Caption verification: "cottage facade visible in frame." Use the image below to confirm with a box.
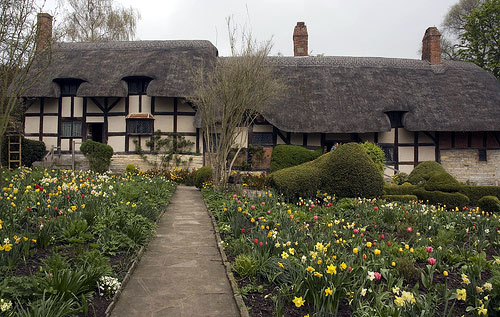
[23,16,500,184]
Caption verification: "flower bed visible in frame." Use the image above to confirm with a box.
[203,189,500,316]
[0,168,175,316]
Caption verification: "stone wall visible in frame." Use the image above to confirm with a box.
[440,149,500,185]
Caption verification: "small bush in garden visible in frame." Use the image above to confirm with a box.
[423,171,461,192]
[391,172,409,185]
[80,140,113,173]
[361,141,385,175]
[460,185,500,205]
[270,145,322,173]
[1,136,46,167]
[396,256,420,283]
[384,183,418,195]
[407,161,448,185]
[125,164,137,174]
[233,254,258,280]
[194,166,212,188]
[414,189,470,209]
[478,196,500,213]
[270,163,322,199]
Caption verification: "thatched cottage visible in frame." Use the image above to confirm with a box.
[23,15,500,184]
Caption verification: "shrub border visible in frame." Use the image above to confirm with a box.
[204,192,250,317]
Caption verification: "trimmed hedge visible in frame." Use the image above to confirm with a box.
[382,194,418,202]
[423,171,461,192]
[361,141,385,175]
[271,143,384,199]
[478,196,500,213]
[414,189,470,209]
[80,140,113,173]
[459,186,500,205]
[194,166,212,188]
[1,136,46,167]
[270,145,322,173]
[408,161,448,185]
[384,183,419,195]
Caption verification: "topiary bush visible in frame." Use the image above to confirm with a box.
[1,136,46,167]
[407,161,448,185]
[384,183,419,195]
[80,140,113,173]
[361,141,385,175]
[194,166,212,188]
[478,196,500,213]
[459,186,500,205]
[382,194,418,202]
[271,143,384,200]
[423,171,461,192]
[413,189,470,209]
[270,145,322,173]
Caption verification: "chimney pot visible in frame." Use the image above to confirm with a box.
[422,27,441,64]
[36,13,53,52]
[293,22,308,57]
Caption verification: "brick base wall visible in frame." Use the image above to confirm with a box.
[440,149,500,185]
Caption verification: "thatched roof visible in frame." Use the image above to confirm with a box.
[23,40,217,98]
[260,56,500,133]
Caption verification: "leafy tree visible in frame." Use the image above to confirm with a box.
[1,0,49,172]
[441,0,484,59]
[58,0,140,42]
[456,0,500,80]
[189,18,285,189]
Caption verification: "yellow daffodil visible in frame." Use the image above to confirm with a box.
[292,296,305,308]
[456,288,466,301]
[353,248,358,254]
[324,287,333,296]
[327,264,337,275]
[314,272,323,278]
[374,249,381,255]
[306,266,315,273]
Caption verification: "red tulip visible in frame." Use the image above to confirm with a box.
[313,216,318,221]
[356,214,360,217]
[407,227,413,233]
[426,246,433,253]
[374,206,378,211]
[427,257,436,265]
[251,205,255,210]
[353,229,359,234]
[259,242,263,246]
[387,242,391,246]
[374,272,382,280]
[348,266,352,272]
[241,228,245,233]
[254,238,258,244]
[380,234,385,239]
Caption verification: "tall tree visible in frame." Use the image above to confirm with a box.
[0,0,48,168]
[456,0,500,80]
[441,0,483,59]
[59,0,140,42]
[189,19,285,189]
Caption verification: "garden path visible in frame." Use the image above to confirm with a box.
[110,185,240,317]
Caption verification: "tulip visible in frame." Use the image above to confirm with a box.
[407,227,413,233]
[426,246,433,253]
[380,234,385,239]
[254,238,259,244]
[267,210,271,214]
[427,257,436,265]
[374,272,382,280]
[261,202,265,206]
[241,228,245,233]
[313,216,318,221]
[353,229,359,234]
[387,242,391,246]
[251,205,255,210]
[374,206,378,211]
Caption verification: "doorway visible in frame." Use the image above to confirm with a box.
[87,123,104,143]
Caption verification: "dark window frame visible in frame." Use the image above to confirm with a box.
[61,120,82,137]
[379,144,395,163]
[252,132,274,146]
[126,119,154,135]
[478,149,487,162]
[124,76,152,95]
[55,79,84,97]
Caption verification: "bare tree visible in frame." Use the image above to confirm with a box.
[189,19,285,189]
[58,0,140,42]
[0,0,49,167]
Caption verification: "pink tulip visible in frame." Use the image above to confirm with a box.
[407,227,413,233]
[427,257,436,265]
[313,216,318,221]
[267,210,271,214]
[426,246,433,253]
[374,272,382,281]
[353,229,359,234]
[251,205,255,210]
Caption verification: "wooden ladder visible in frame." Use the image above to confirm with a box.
[7,134,22,169]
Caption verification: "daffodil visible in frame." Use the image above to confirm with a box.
[306,266,315,273]
[324,287,333,296]
[326,264,337,275]
[456,288,466,301]
[292,296,305,308]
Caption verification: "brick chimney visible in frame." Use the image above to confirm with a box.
[36,13,53,52]
[293,22,308,57]
[422,27,441,64]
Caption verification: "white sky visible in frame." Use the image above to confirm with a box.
[42,0,459,58]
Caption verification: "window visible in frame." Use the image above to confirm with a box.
[55,78,84,96]
[478,149,487,161]
[126,119,153,135]
[380,145,395,163]
[385,111,407,128]
[252,132,273,146]
[61,121,82,137]
[124,76,152,95]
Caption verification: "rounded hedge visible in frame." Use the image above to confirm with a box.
[414,189,470,209]
[194,166,212,188]
[80,140,113,173]
[382,194,418,202]
[478,196,500,213]
[408,161,455,185]
[361,141,385,175]
[271,143,384,199]
[270,145,322,173]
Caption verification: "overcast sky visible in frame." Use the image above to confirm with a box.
[43,0,459,58]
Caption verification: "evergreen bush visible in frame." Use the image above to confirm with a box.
[407,161,448,185]
[125,164,137,174]
[270,145,322,173]
[80,140,113,173]
[413,189,470,209]
[361,141,385,175]
[1,136,46,167]
[478,196,500,213]
[459,186,500,205]
[194,166,212,188]
[382,194,418,202]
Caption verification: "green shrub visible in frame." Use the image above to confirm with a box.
[391,172,409,185]
[407,161,448,185]
[125,164,137,174]
[384,183,418,195]
[194,166,212,188]
[459,185,500,205]
[414,189,469,209]
[382,194,418,202]
[270,163,322,199]
[361,141,385,175]
[233,254,258,280]
[1,136,46,167]
[423,171,461,192]
[80,140,113,173]
[270,145,322,173]
[478,196,500,213]
[271,143,384,199]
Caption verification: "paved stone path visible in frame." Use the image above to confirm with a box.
[111,186,240,317]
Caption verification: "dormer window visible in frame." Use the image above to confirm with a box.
[54,78,84,96]
[124,76,152,95]
[385,111,407,128]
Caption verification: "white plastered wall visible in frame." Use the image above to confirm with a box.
[177,116,195,133]
[25,117,40,133]
[108,117,125,133]
[108,136,125,152]
[43,116,58,133]
[155,115,173,132]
